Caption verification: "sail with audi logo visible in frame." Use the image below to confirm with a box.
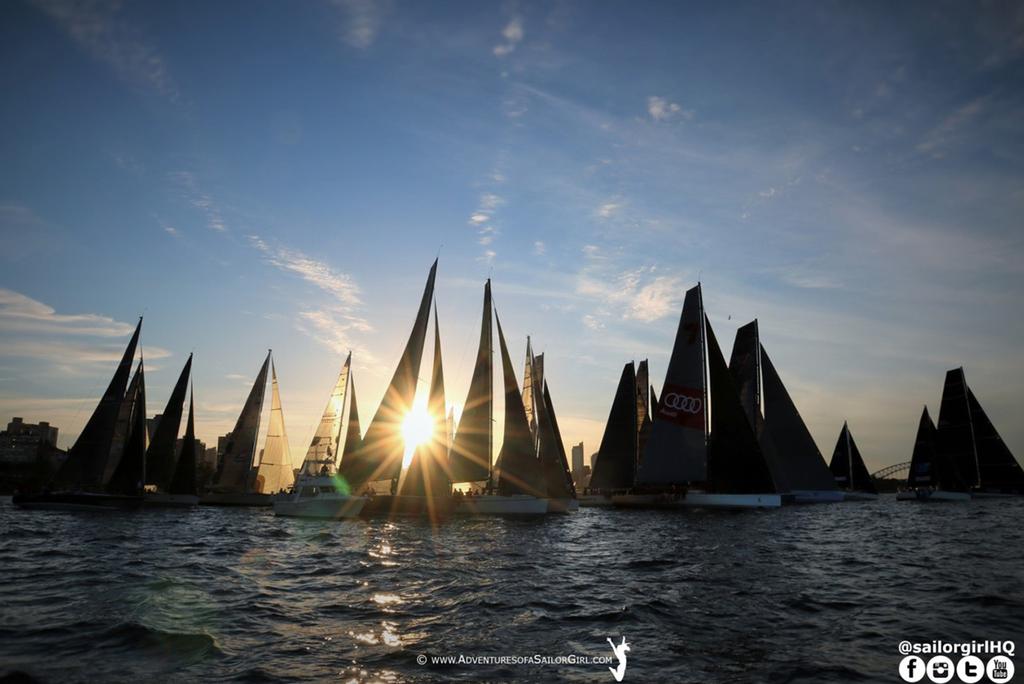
[613,283,781,509]
[729,320,842,504]
[581,362,638,507]
[828,422,878,501]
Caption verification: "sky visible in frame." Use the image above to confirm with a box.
[1,0,1022,475]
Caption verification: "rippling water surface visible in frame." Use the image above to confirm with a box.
[1,496,1022,683]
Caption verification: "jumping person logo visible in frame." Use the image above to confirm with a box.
[607,636,629,681]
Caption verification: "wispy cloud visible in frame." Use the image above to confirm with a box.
[493,17,524,57]
[647,96,694,122]
[533,240,546,256]
[0,289,134,337]
[596,202,622,219]
[33,0,179,102]
[248,235,362,307]
[575,247,685,324]
[332,0,390,49]
[169,171,227,232]
[916,97,987,158]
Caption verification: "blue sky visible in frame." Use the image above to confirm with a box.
[1,0,1022,472]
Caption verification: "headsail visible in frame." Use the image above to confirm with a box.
[108,360,148,495]
[829,423,877,494]
[300,353,350,476]
[400,310,450,497]
[705,316,776,494]
[636,360,652,463]
[934,368,979,489]
[340,373,363,468]
[168,388,198,495]
[253,361,294,494]
[494,313,544,497]
[523,337,538,445]
[637,284,707,485]
[590,362,638,491]
[145,354,192,490]
[967,387,1024,492]
[343,259,436,486]
[449,280,493,484]
[60,317,142,488]
[214,351,270,492]
[534,359,574,500]
[543,381,576,499]
[760,342,837,494]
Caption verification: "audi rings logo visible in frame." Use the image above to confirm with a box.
[663,393,702,414]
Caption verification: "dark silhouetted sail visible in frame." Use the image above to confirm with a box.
[650,387,659,421]
[301,353,350,476]
[103,360,141,485]
[705,317,776,494]
[145,354,192,490]
[494,313,544,497]
[339,373,363,469]
[523,337,538,445]
[638,284,707,485]
[760,344,837,494]
[636,360,652,462]
[905,406,966,491]
[934,368,979,489]
[829,423,877,494]
[533,358,573,499]
[543,381,576,499]
[108,360,148,495]
[169,390,198,495]
[590,362,638,491]
[345,260,436,486]
[400,310,450,497]
[214,352,270,492]
[60,318,141,488]
[449,280,493,484]
[967,388,1024,492]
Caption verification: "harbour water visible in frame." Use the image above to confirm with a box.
[1,496,1021,683]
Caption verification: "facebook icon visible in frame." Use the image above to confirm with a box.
[899,655,925,683]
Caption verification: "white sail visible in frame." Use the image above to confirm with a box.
[254,361,295,494]
[300,354,350,476]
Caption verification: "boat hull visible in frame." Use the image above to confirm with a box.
[455,495,548,515]
[12,491,144,511]
[199,492,274,507]
[840,491,879,502]
[611,493,685,509]
[360,495,456,518]
[897,489,971,502]
[273,496,366,519]
[144,493,199,507]
[578,494,616,507]
[682,492,782,509]
[547,498,579,513]
[790,490,844,504]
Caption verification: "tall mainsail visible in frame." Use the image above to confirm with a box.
[214,351,270,492]
[400,310,450,497]
[449,280,493,484]
[342,259,436,486]
[523,337,538,445]
[169,389,198,496]
[590,362,639,491]
[829,423,877,494]
[905,406,966,491]
[967,387,1024,492]
[108,360,148,495]
[494,313,544,497]
[300,353,350,476]
[637,284,707,485]
[705,316,776,494]
[935,368,979,489]
[60,317,142,488]
[543,382,577,499]
[534,357,574,500]
[145,354,192,490]
[760,342,837,494]
[340,373,363,468]
[103,358,143,485]
[636,359,653,464]
[254,361,294,494]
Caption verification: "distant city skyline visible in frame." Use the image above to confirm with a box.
[2,1,1022,473]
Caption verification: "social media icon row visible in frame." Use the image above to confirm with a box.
[899,654,1014,683]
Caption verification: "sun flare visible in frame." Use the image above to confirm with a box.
[401,404,434,450]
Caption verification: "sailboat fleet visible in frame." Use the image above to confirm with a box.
[12,261,1023,515]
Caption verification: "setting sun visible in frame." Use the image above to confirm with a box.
[401,404,435,450]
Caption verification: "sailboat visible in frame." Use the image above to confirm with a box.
[342,260,437,515]
[897,406,970,502]
[581,362,638,507]
[452,281,548,515]
[14,319,147,511]
[273,353,367,519]
[529,348,578,512]
[201,351,273,506]
[613,284,781,509]
[728,321,842,504]
[828,422,878,501]
[144,355,200,507]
